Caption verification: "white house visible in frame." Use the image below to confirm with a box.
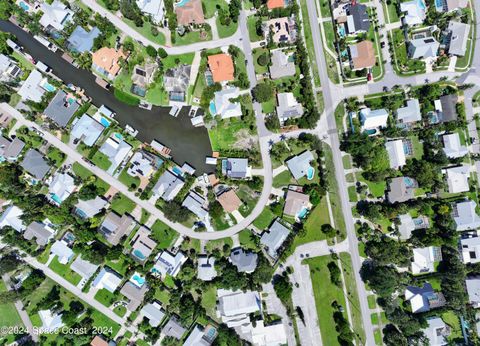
[466,277,480,308]
[92,267,123,293]
[396,99,422,125]
[39,0,73,31]
[48,172,76,205]
[443,133,468,158]
[213,88,242,119]
[453,200,480,231]
[152,251,187,278]
[422,317,450,346]
[216,289,261,328]
[18,70,46,103]
[0,205,26,232]
[136,0,165,23]
[443,165,470,193]
[38,310,64,332]
[400,0,426,26]
[99,136,132,174]
[250,320,288,346]
[359,107,389,131]
[385,140,406,169]
[50,240,74,264]
[411,246,442,275]
[404,283,445,313]
[461,236,480,264]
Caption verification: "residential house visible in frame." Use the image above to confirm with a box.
[130,226,157,263]
[50,240,74,264]
[183,325,215,346]
[23,221,54,246]
[405,283,445,313]
[386,177,417,203]
[136,0,165,24]
[400,0,426,26]
[164,64,191,102]
[99,136,132,174]
[217,189,242,213]
[152,251,187,278]
[230,248,258,273]
[349,40,375,70]
[197,255,217,281]
[98,212,135,246]
[443,0,468,12]
[438,94,458,123]
[461,236,480,264]
[359,107,389,131]
[396,99,422,126]
[422,317,450,346]
[182,191,208,219]
[127,150,162,178]
[74,196,108,219]
[0,136,25,161]
[286,150,314,180]
[0,205,26,232]
[283,189,310,218]
[447,21,470,57]
[48,172,76,205]
[39,0,73,31]
[385,140,406,169]
[397,213,429,240]
[92,47,127,80]
[18,70,46,102]
[250,321,287,346]
[67,26,101,53]
[20,149,50,180]
[120,281,147,311]
[70,256,99,281]
[276,92,304,124]
[453,200,480,231]
[43,90,79,127]
[411,246,442,275]
[217,289,261,327]
[466,277,480,308]
[261,219,291,258]
[162,317,186,340]
[91,267,123,293]
[269,49,296,79]
[140,301,166,327]
[0,54,22,82]
[266,17,297,44]
[152,170,185,201]
[71,114,105,147]
[346,4,370,34]
[213,88,242,119]
[175,0,205,26]
[267,0,287,9]
[38,310,63,332]
[208,54,234,83]
[443,165,470,193]
[442,133,468,158]
[222,158,249,179]
[408,37,440,59]
[131,63,157,97]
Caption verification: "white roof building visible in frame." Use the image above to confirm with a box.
[447,21,470,57]
[217,289,261,328]
[400,0,426,26]
[99,136,132,174]
[71,114,105,147]
[0,205,26,232]
[261,219,291,258]
[276,92,304,124]
[385,140,406,169]
[50,240,74,264]
[359,108,389,131]
[182,191,208,220]
[213,88,242,119]
[70,255,99,280]
[140,301,166,327]
[183,325,211,346]
[38,310,64,332]
[411,246,442,275]
[197,255,217,281]
[285,150,314,180]
[396,99,421,125]
[461,236,480,264]
[397,213,415,240]
[423,317,450,346]
[39,0,73,31]
[467,277,480,308]
[91,267,123,293]
[136,0,165,23]
[152,251,187,278]
[250,320,287,346]
[153,170,185,201]
[0,54,22,82]
[453,200,480,231]
[444,165,470,193]
[442,133,468,158]
[18,70,46,103]
[48,173,76,205]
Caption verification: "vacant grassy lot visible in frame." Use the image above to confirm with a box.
[111,193,136,215]
[151,220,178,249]
[94,288,118,307]
[91,151,112,171]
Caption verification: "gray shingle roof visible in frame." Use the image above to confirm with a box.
[162,317,186,339]
[23,221,53,246]
[21,149,50,180]
[229,248,258,273]
[67,26,101,53]
[43,90,79,127]
[286,150,314,180]
[261,219,291,258]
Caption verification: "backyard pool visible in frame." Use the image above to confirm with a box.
[18,1,30,11]
[297,207,308,219]
[306,166,315,180]
[130,273,146,287]
[172,166,183,176]
[50,193,62,204]
[209,100,217,115]
[100,117,111,127]
[132,249,146,260]
[176,0,191,7]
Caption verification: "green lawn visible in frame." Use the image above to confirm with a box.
[273,170,294,188]
[113,305,127,317]
[205,238,234,254]
[91,151,112,170]
[324,144,346,240]
[305,255,349,346]
[114,88,140,106]
[357,173,386,198]
[442,311,462,343]
[154,288,170,306]
[253,206,277,229]
[48,256,82,286]
[323,21,336,53]
[238,229,259,250]
[253,48,270,75]
[94,288,118,307]
[208,118,251,151]
[456,23,474,70]
[151,220,178,249]
[118,168,141,190]
[216,18,238,38]
[247,16,264,42]
[111,193,136,215]
[371,313,379,325]
[90,309,121,337]
[348,186,358,202]
[201,285,217,319]
[121,18,166,45]
[72,162,92,180]
[374,329,382,345]
[367,295,377,309]
[175,30,212,46]
[300,0,321,86]
[0,281,23,331]
[262,99,276,114]
[389,29,426,75]
[383,0,400,23]
[47,147,66,168]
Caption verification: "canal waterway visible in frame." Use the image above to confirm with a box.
[0,20,213,174]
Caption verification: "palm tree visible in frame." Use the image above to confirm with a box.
[77,52,92,70]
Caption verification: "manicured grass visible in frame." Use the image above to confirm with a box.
[113,88,140,106]
[12,51,35,72]
[300,0,321,86]
[201,285,217,319]
[345,173,355,183]
[374,329,382,345]
[205,238,234,254]
[94,288,118,307]
[367,295,377,309]
[273,170,294,188]
[383,0,400,23]
[239,229,259,250]
[348,186,358,202]
[324,144,346,239]
[140,209,150,224]
[357,173,386,198]
[247,16,264,42]
[121,17,166,45]
[305,255,348,346]
[118,168,141,190]
[47,147,66,168]
[0,281,23,330]
[323,21,336,53]
[174,30,212,46]
[208,118,251,151]
[253,206,277,230]
[456,23,473,69]
[91,151,112,170]
[111,193,136,215]
[203,0,226,18]
[371,313,379,325]
[442,311,462,342]
[154,288,170,307]
[151,220,178,249]
[389,29,426,75]
[342,155,352,170]
[237,184,259,218]
[253,48,270,75]
[90,309,121,337]
[48,256,82,286]
[113,305,127,317]
[216,18,238,38]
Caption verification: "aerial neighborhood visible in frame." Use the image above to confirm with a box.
[0,0,478,345]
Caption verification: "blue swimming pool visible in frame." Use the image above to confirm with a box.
[434,0,444,10]
[404,177,415,187]
[114,132,123,140]
[417,0,426,10]
[100,117,111,127]
[172,166,183,176]
[338,26,346,38]
[19,1,30,11]
[50,193,62,204]
[133,249,146,260]
[131,274,145,286]
[364,129,377,135]
[297,207,308,219]
[176,0,190,7]
[209,100,217,115]
[42,82,56,92]
[306,166,315,180]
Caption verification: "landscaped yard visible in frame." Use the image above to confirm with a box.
[208,118,252,151]
[113,305,127,317]
[48,256,81,286]
[273,170,294,188]
[200,285,218,319]
[382,0,400,23]
[94,288,118,307]
[239,229,259,250]
[47,146,66,168]
[175,30,212,46]
[253,48,270,75]
[151,220,178,249]
[247,16,264,42]
[0,281,23,332]
[110,193,136,215]
[253,206,277,230]
[356,173,386,198]
[118,168,141,190]
[389,29,426,75]
[91,151,112,171]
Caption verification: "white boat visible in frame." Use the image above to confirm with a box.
[169,105,181,117]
